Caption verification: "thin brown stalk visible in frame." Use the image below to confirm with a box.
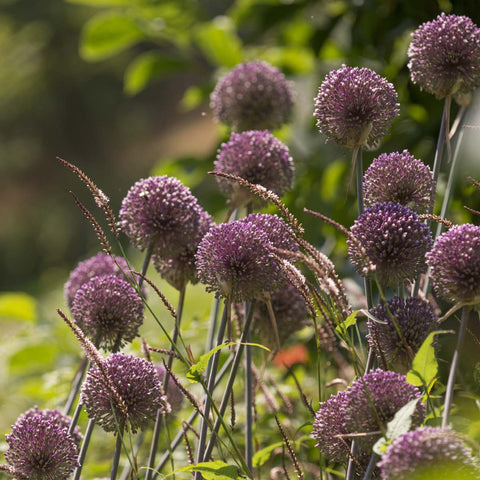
[181,422,195,465]
[148,346,183,361]
[162,361,203,412]
[274,415,303,479]
[418,214,453,228]
[133,272,176,318]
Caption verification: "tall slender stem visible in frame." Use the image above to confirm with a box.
[244,301,254,473]
[431,97,450,187]
[73,419,95,480]
[354,147,364,215]
[138,244,153,290]
[111,427,125,480]
[64,358,88,416]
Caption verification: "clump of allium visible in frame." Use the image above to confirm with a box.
[343,369,424,451]
[81,353,165,433]
[155,364,184,413]
[367,296,438,373]
[348,202,433,287]
[363,150,435,214]
[426,223,480,304]
[210,60,294,131]
[408,13,480,98]
[118,176,204,257]
[64,252,131,308]
[214,130,294,206]
[152,210,214,291]
[196,213,297,302]
[5,407,80,480]
[378,427,480,480]
[314,65,399,149]
[71,274,144,352]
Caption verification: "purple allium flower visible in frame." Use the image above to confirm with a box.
[367,296,438,374]
[5,407,79,480]
[426,223,480,304]
[81,353,165,433]
[378,427,480,480]
[363,150,435,214]
[348,202,433,287]
[118,176,204,257]
[64,252,131,308]
[71,274,144,352]
[210,60,295,131]
[152,210,214,291]
[314,65,399,149]
[312,390,350,463]
[155,364,184,413]
[408,13,480,98]
[343,369,425,451]
[195,213,297,302]
[214,130,294,205]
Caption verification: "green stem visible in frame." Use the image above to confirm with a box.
[111,426,125,480]
[73,419,95,480]
[64,358,88,416]
[354,146,364,215]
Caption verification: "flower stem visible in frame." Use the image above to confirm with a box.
[111,426,125,480]
[354,146,364,215]
[73,418,95,480]
[64,357,89,416]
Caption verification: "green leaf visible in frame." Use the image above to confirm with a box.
[336,310,359,335]
[406,330,451,387]
[9,343,58,376]
[169,461,239,479]
[0,292,37,322]
[80,12,143,61]
[385,398,420,440]
[253,441,285,467]
[124,52,189,95]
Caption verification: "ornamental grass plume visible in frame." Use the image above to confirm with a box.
[4,407,80,480]
[348,202,433,288]
[426,223,480,304]
[214,130,294,207]
[367,296,438,373]
[408,13,480,98]
[363,150,435,214]
[378,427,480,480]
[70,274,144,352]
[210,60,294,131]
[314,65,399,149]
[81,353,166,434]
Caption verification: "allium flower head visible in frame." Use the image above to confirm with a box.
[118,176,204,257]
[343,369,425,451]
[426,223,480,304]
[363,150,435,214]
[196,213,297,302]
[348,202,433,287]
[155,364,184,413]
[367,296,438,373]
[314,65,399,149]
[210,60,294,131]
[81,353,165,433]
[71,274,144,352]
[214,130,294,205]
[378,427,480,480]
[5,407,79,480]
[64,252,131,308]
[408,13,480,98]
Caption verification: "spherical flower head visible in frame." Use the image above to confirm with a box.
[5,407,79,480]
[408,13,480,98]
[118,176,204,257]
[71,274,144,352]
[312,390,350,463]
[195,213,297,302]
[378,427,480,480]
[344,369,425,451]
[152,210,214,291]
[64,253,131,308]
[363,150,435,214]
[367,296,438,374]
[155,364,184,413]
[314,65,399,149]
[210,60,294,131]
[426,223,480,304]
[81,353,165,433]
[348,202,433,287]
[214,130,294,205]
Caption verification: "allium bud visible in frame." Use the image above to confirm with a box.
[155,364,184,413]
[367,296,438,373]
[214,130,294,206]
[378,427,480,479]
[314,65,399,149]
[5,407,80,480]
[426,223,480,304]
[64,253,131,308]
[210,61,294,132]
[81,353,165,433]
[348,202,433,287]
[408,13,480,98]
[71,274,144,352]
[196,213,297,302]
[118,176,204,257]
[363,150,435,214]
